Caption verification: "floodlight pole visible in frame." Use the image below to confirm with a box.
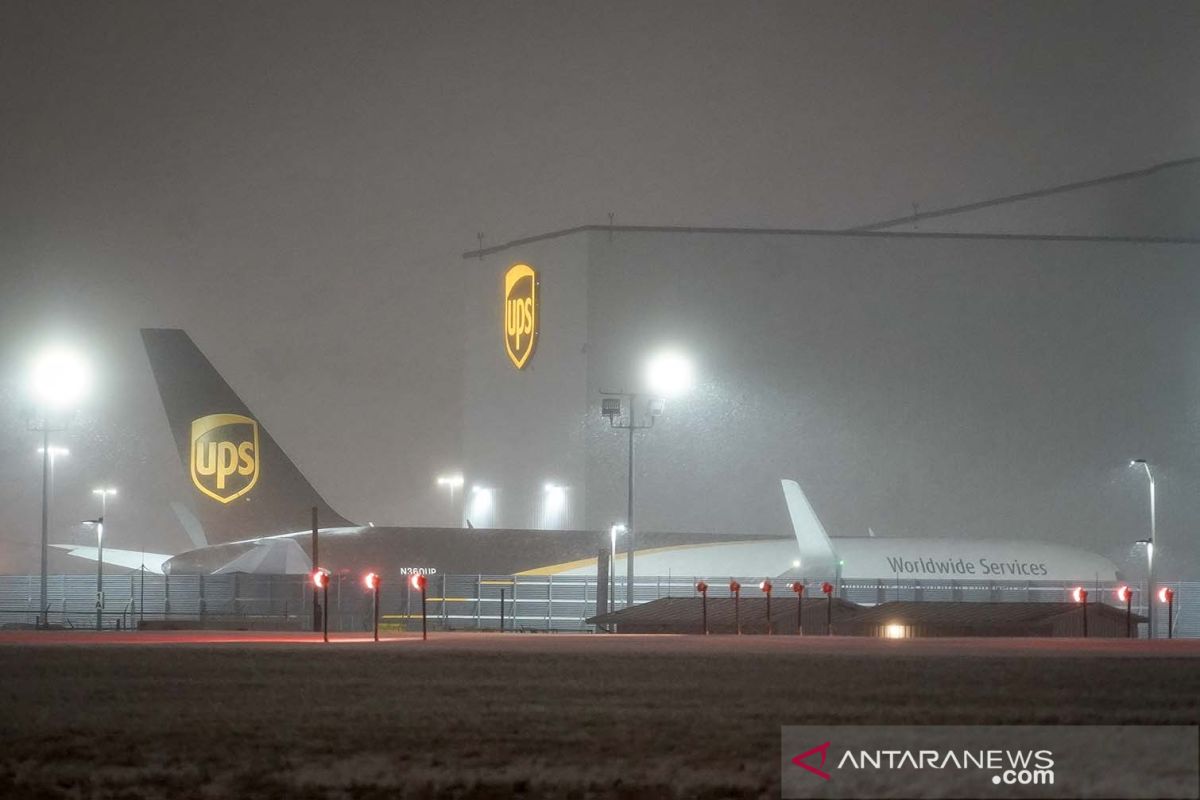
[367,575,380,642]
[39,428,49,628]
[1124,590,1132,638]
[311,507,320,633]
[95,515,104,631]
[601,391,655,608]
[1132,460,1156,638]
[31,421,68,629]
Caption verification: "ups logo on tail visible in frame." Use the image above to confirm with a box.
[504,263,538,369]
[190,413,259,503]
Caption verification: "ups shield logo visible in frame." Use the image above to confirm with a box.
[190,413,260,503]
[504,263,538,369]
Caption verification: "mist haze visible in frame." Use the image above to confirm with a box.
[2,1,1198,575]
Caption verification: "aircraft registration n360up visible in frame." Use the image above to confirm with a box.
[54,329,1119,585]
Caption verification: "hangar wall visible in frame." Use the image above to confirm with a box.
[463,227,1200,561]
[461,233,590,530]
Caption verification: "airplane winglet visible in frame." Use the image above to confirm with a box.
[780,479,837,569]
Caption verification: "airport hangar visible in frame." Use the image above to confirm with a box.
[459,224,1199,572]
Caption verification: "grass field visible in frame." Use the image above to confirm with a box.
[0,633,1197,799]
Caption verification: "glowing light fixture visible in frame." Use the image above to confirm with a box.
[29,346,92,410]
[644,349,695,399]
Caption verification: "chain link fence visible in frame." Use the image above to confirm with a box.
[0,573,1194,637]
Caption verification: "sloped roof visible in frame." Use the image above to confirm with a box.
[856,157,1200,240]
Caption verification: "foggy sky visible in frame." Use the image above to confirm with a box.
[1,1,1198,573]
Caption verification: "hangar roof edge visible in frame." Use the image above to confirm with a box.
[462,223,1200,259]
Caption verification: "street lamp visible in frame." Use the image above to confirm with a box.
[1130,459,1156,637]
[28,345,90,629]
[436,473,464,526]
[609,524,626,611]
[1072,587,1088,638]
[789,581,805,635]
[82,518,104,630]
[600,348,695,607]
[1159,587,1176,639]
[1115,585,1133,638]
[312,568,331,642]
[363,572,381,642]
[91,488,117,631]
[760,580,774,635]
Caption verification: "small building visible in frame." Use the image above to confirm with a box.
[588,598,1146,638]
[835,601,1144,638]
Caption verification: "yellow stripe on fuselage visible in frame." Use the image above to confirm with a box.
[515,540,766,576]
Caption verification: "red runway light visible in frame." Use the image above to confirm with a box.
[1159,587,1175,603]
[789,581,804,594]
[410,573,428,591]
[821,582,833,595]
[1115,585,1131,603]
[729,580,741,593]
[695,581,708,593]
[1072,586,1087,603]
[364,572,379,590]
[759,580,772,594]
[312,569,329,589]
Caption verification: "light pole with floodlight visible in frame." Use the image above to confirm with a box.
[1130,459,1156,637]
[600,349,695,608]
[92,488,117,630]
[609,523,626,612]
[82,518,104,630]
[28,346,91,628]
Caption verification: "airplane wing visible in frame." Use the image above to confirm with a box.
[51,545,171,574]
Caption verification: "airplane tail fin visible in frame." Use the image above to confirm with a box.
[141,329,353,544]
[781,479,837,571]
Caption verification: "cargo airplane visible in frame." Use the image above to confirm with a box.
[54,329,1120,585]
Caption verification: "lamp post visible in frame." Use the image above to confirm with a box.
[730,580,742,635]
[760,580,773,635]
[822,581,834,635]
[81,517,103,630]
[436,474,464,526]
[1159,587,1175,639]
[789,581,805,635]
[1116,585,1133,638]
[364,573,381,642]
[600,349,695,608]
[696,581,709,634]
[313,568,331,642]
[609,524,626,612]
[1130,459,1156,637]
[91,488,116,631]
[29,346,90,629]
[411,573,428,640]
[33,446,68,626]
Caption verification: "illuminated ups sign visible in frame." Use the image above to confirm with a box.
[190,413,259,503]
[503,263,539,369]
